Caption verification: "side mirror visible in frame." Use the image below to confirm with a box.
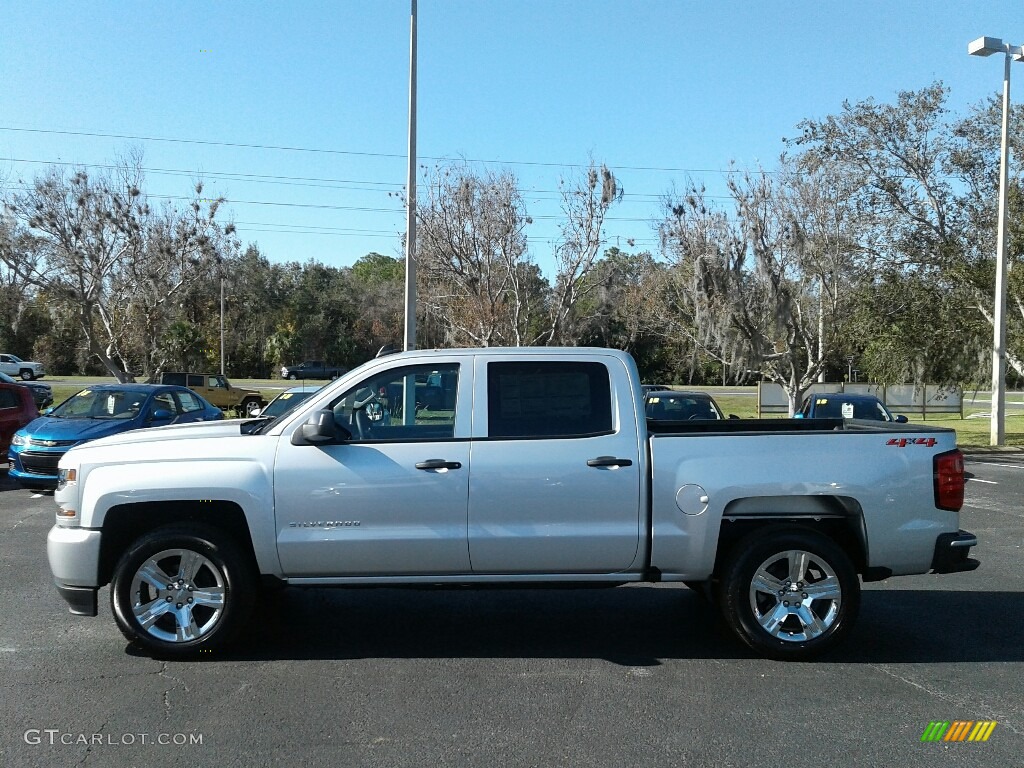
[250,407,262,417]
[150,408,174,422]
[728,414,740,420]
[895,414,908,423]
[291,409,351,445]
[793,413,805,419]
[42,406,54,415]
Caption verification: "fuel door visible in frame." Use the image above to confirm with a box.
[675,483,709,517]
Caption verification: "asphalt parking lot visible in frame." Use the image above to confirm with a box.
[1,455,1021,768]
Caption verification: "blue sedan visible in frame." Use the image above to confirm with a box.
[8,384,223,489]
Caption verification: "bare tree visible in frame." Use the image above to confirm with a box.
[1,157,233,381]
[2,160,149,379]
[659,162,857,413]
[414,166,538,346]
[120,186,238,381]
[539,163,623,345]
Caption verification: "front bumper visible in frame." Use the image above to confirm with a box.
[8,446,64,487]
[931,530,980,574]
[47,525,102,615]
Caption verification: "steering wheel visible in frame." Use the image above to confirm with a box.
[350,388,379,440]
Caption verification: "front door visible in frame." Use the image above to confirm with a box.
[274,361,471,577]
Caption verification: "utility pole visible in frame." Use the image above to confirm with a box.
[403,0,418,352]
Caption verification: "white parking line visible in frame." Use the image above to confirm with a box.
[967,462,1024,470]
[967,478,998,484]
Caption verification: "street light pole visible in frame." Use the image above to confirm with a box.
[403,0,418,352]
[969,36,1023,446]
[220,274,225,377]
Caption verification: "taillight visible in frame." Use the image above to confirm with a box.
[934,449,965,511]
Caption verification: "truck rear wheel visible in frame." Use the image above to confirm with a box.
[242,398,262,417]
[110,524,256,657]
[717,527,859,660]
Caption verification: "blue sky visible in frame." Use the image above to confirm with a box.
[1,1,1022,278]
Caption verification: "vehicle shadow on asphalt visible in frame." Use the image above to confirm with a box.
[160,585,1024,665]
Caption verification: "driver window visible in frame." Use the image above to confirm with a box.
[330,363,459,442]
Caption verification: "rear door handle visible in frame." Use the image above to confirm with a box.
[587,456,633,468]
[415,459,463,471]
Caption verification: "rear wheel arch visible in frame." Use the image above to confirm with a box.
[713,495,868,577]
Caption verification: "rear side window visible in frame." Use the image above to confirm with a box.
[487,361,613,439]
[186,375,205,388]
[175,391,205,413]
[0,388,18,409]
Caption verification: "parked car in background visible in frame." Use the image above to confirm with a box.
[0,371,53,409]
[253,385,322,418]
[7,384,223,489]
[0,353,45,381]
[644,389,734,421]
[0,381,38,455]
[280,361,345,380]
[159,372,266,416]
[640,383,673,397]
[795,393,908,423]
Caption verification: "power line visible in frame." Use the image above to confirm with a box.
[0,125,745,174]
[1,156,731,204]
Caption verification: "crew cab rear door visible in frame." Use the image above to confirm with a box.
[467,353,643,574]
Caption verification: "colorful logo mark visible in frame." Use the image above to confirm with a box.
[921,721,997,742]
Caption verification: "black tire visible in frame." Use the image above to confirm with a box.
[288,372,298,380]
[242,398,262,417]
[20,369,34,381]
[110,524,256,657]
[717,527,860,660]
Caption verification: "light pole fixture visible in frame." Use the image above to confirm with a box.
[968,36,1024,446]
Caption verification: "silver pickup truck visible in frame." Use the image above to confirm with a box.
[47,347,977,660]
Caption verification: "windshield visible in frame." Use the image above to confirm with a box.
[645,393,723,420]
[49,389,147,420]
[262,390,316,418]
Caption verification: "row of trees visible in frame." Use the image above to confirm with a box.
[1,82,1022,413]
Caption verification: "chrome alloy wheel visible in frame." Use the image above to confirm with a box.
[748,549,842,643]
[130,548,226,643]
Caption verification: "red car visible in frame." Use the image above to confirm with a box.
[0,382,38,455]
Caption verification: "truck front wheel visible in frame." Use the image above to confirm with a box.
[718,528,860,660]
[110,525,256,657]
[20,368,34,380]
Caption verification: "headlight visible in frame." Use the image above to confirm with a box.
[57,467,77,490]
[11,433,27,446]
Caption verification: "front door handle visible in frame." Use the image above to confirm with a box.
[587,456,634,468]
[415,459,463,471]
